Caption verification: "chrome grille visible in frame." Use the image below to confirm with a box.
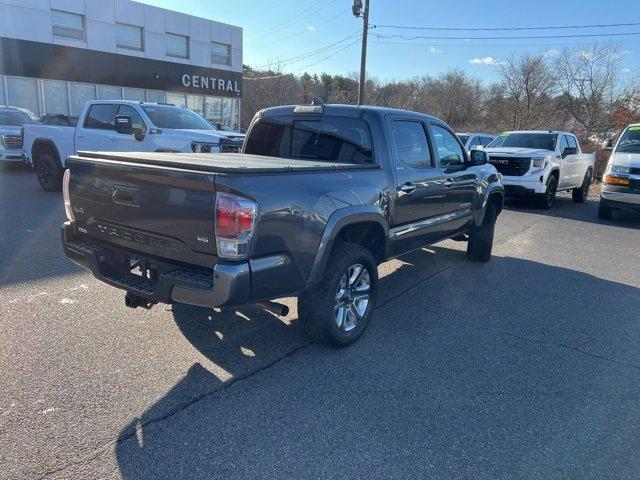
[488,156,531,176]
[2,134,23,150]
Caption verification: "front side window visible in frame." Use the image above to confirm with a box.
[141,105,213,130]
[84,104,118,130]
[212,42,231,65]
[117,105,147,133]
[567,135,578,149]
[167,33,189,59]
[245,116,373,164]
[559,135,570,153]
[391,120,432,169]
[52,10,85,41]
[431,124,465,167]
[116,23,143,51]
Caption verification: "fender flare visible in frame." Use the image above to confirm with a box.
[475,182,504,226]
[305,205,389,289]
[31,139,62,168]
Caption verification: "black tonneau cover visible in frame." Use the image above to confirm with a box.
[72,151,378,174]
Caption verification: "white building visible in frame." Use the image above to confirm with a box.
[0,0,243,130]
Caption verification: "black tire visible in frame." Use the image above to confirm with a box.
[598,201,614,219]
[467,200,497,262]
[298,242,378,347]
[36,153,63,192]
[572,169,592,203]
[537,174,558,209]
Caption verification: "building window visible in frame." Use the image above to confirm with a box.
[97,85,122,100]
[116,23,144,51]
[6,77,39,117]
[123,87,145,101]
[69,83,96,116]
[211,42,231,66]
[52,10,85,41]
[166,33,189,59]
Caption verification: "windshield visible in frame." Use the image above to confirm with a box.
[615,126,640,153]
[141,105,214,130]
[457,135,469,144]
[0,110,34,126]
[218,125,234,132]
[489,133,556,151]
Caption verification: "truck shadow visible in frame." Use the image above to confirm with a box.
[504,195,640,230]
[114,253,640,479]
[0,165,82,285]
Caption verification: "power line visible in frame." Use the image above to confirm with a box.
[260,0,340,34]
[371,21,640,31]
[250,30,361,69]
[265,8,351,44]
[370,35,640,48]
[244,38,361,80]
[372,31,640,41]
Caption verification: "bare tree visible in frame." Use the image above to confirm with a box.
[554,43,630,140]
[496,52,557,129]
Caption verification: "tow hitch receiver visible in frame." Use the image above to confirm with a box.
[124,293,157,310]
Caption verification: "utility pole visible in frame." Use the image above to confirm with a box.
[353,0,369,105]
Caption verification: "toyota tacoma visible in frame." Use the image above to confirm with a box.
[61,103,504,347]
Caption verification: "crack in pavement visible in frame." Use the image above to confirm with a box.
[473,325,640,372]
[32,214,549,479]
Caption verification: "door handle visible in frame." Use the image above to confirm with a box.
[443,179,455,188]
[399,183,416,194]
[77,133,85,138]
[109,136,118,141]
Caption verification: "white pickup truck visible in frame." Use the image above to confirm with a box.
[484,131,595,209]
[23,100,244,191]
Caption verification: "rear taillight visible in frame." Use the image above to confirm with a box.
[62,169,74,221]
[215,192,257,259]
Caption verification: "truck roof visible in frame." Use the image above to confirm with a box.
[259,104,444,123]
[500,130,575,136]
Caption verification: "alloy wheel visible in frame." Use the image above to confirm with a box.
[334,263,371,332]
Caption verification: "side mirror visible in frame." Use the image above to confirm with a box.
[468,149,488,166]
[134,128,145,142]
[562,146,578,158]
[115,115,133,135]
[601,138,614,151]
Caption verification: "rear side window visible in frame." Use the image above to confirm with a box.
[391,120,432,168]
[84,104,118,130]
[245,116,373,164]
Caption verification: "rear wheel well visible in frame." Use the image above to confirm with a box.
[32,140,60,168]
[334,221,386,264]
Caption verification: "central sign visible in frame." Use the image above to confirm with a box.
[180,74,241,94]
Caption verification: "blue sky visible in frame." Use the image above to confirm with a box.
[142,0,639,82]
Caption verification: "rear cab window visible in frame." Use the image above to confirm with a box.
[245,115,374,164]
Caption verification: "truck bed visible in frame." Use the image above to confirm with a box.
[72,151,378,174]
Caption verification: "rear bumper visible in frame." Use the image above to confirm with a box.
[61,222,251,308]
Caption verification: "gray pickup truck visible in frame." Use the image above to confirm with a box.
[61,103,504,347]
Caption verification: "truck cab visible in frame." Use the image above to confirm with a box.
[484,131,595,209]
[23,101,244,191]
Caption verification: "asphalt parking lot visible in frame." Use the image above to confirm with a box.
[1,164,639,480]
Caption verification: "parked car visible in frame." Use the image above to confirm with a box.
[599,125,640,219]
[0,106,35,164]
[484,131,595,209]
[23,101,245,191]
[60,103,504,347]
[457,132,496,151]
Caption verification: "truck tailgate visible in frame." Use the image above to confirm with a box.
[67,155,218,267]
